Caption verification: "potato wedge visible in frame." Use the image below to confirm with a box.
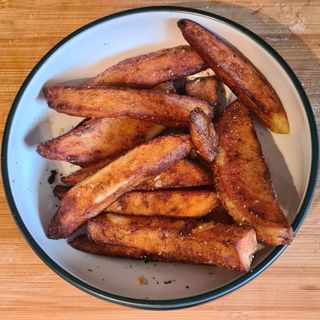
[43,86,213,128]
[37,117,164,166]
[88,45,206,88]
[88,213,257,272]
[107,189,219,218]
[213,100,294,245]
[190,107,218,163]
[178,19,289,134]
[62,158,212,188]
[69,234,150,259]
[53,187,218,218]
[47,134,192,239]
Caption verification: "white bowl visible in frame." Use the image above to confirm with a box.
[2,6,318,309]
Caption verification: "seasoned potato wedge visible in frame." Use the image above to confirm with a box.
[88,213,257,272]
[62,158,212,188]
[214,100,294,245]
[47,135,192,239]
[190,107,219,163]
[88,45,206,88]
[37,118,164,166]
[108,189,219,218]
[178,19,289,133]
[43,86,213,128]
[69,234,150,259]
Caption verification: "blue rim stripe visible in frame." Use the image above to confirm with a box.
[1,6,319,310]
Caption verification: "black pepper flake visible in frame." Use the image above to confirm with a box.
[102,278,105,281]
[48,170,57,184]
[87,269,92,272]
[156,281,159,285]
[163,279,175,284]
[186,285,189,289]
[129,264,132,269]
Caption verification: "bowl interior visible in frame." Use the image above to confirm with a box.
[5,10,312,301]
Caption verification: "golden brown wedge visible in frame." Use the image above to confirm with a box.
[213,100,294,245]
[107,189,219,218]
[185,76,219,106]
[47,134,193,239]
[43,86,213,128]
[88,45,206,88]
[178,19,289,134]
[37,118,164,166]
[53,187,218,218]
[69,234,151,259]
[62,158,212,187]
[190,107,219,163]
[88,213,257,272]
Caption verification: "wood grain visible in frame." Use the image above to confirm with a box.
[0,1,319,319]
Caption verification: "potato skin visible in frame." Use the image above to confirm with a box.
[43,86,213,128]
[178,19,289,134]
[88,45,206,88]
[213,100,294,245]
[47,135,193,239]
[88,213,257,272]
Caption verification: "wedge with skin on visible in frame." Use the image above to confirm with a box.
[43,86,213,128]
[213,100,294,246]
[88,213,257,272]
[62,158,212,188]
[88,45,206,88]
[178,19,289,134]
[47,134,193,239]
[107,189,219,218]
[69,234,152,260]
[37,118,164,166]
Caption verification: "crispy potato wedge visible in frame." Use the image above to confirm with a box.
[43,86,213,128]
[53,187,218,218]
[37,117,164,166]
[178,19,289,134]
[185,76,219,106]
[62,158,212,188]
[69,234,150,259]
[88,213,257,272]
[47,134,192,239]
[88,45,206,88]
[108,189,219,218]
[213,100,294,245]
[190,107,219,163]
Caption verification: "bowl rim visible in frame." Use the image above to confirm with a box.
[1,5,319,310]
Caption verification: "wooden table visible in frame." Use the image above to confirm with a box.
[1,1,319,319]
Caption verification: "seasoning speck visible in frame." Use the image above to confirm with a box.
[87,269,93,272]
[138,276,148,286]
[163,279,175,284]
[186,285,189,289]
[48,170,57,184]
